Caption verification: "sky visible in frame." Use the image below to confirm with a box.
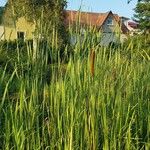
[0,0,137,18]
[67,0,138,18]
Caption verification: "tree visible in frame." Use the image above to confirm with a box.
[134,0,150,33]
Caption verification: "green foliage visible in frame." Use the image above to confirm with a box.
[7,0,67,22]
[121,34,150,62]
[134,0,150,33]
[0,40,31,73]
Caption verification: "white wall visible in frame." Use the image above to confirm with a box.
[120,34,128,43]
[0,26,4,40]
[70,32,127,46]
[100,33,120,46]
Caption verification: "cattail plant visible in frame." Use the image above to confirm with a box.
[90,49,96,78]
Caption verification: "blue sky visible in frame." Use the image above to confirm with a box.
[1,0,137,18]
[67,0,137,18]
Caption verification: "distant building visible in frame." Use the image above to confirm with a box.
[65,10,129,45]
[1,4,129,45]
[0,4,35,41]
[121,16,139,35]
[4,17,35,41]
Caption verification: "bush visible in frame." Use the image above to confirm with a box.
[0,40,31,73]
[121,34,150,61]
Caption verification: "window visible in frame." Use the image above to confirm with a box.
[107,17,113,25]
[17,32,25,41]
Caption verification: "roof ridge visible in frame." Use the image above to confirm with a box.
[66,10,108,15]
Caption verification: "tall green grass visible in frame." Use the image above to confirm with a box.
[0,20,150,150]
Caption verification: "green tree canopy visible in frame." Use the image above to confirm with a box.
[134,0,150,33]
[7,0,67,23]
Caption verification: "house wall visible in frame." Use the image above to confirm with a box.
[100,33,118,46]
[4,17,35,40]
[100,14,122,45]
[4,27,16,40]
[120,34,128,43]
[102,14,120,33]
[16,17,35,39]
[0,26,4,40]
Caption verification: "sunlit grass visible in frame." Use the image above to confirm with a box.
[0,21,150,150]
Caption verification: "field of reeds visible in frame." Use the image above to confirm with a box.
[0,24,150,150]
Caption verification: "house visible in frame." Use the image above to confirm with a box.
[0,4,35,41]
[4,17,35,41]
[1,5,129,45]
[65,10,129,45]
[121,16,139,35]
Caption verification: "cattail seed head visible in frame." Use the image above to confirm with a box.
[90,49,95,78]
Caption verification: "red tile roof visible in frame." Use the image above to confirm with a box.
[65,10,129,34]
[128,21,138,28]
[65,10,110,27]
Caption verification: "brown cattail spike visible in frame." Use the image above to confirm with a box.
[90,49,95,78]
